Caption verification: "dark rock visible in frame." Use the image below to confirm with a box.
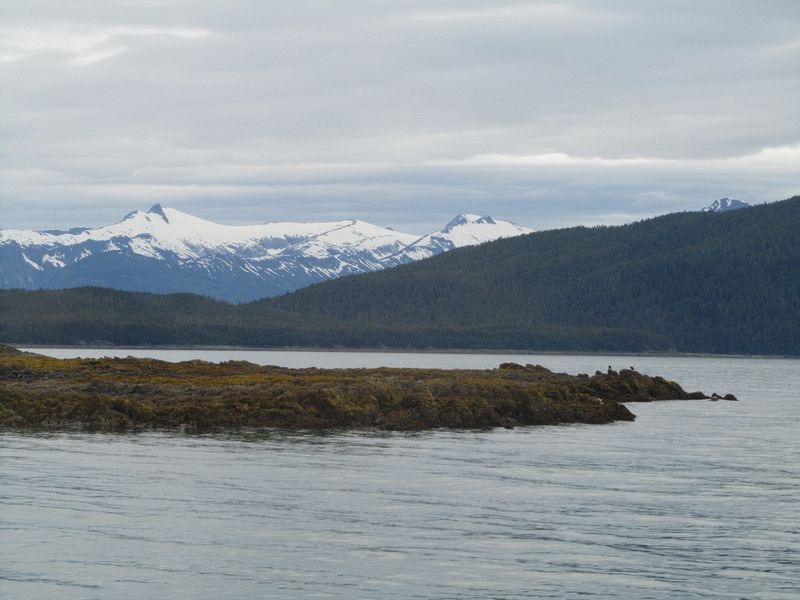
[584,370,711,403]
[723,394,738,401]
[499,362,525,370]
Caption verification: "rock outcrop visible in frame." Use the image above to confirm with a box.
[0,355,719,432]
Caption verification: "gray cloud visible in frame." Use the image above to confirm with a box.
[1,0,798,232]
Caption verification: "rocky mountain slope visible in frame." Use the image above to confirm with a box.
[702,197,751,212]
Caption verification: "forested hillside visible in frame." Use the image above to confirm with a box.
[2,196,798,354]
[0,288,334,347]
[267,195,800,354]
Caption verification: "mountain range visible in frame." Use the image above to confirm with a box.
[1,195,796,355]
[0,206,531,302]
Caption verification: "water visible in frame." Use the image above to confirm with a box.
[2,350,799,599]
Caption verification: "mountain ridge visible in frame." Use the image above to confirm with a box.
[0,206,531,302]
[1,196,797,355]
[263,195,799,354]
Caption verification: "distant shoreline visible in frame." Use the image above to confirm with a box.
[14,343,798,360]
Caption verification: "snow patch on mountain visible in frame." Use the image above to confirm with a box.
[21,253,42,271]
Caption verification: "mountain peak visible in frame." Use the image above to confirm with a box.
[442,214,496,232]
[702,198,751,213]
[147,203,170,223]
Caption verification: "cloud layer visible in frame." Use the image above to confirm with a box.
[2,0,799,232]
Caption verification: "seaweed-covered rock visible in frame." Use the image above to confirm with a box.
[0,354,719,432]
[582,371,710,402]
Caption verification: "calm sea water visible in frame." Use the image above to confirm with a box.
[2,350,799,599]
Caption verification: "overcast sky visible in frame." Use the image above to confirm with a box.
[1,0,798,233]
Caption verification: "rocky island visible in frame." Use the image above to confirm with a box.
[0,346,722,432]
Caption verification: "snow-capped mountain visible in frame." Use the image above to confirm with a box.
[389,214,530,263]
[702,197,751,212]
[0,205,532,302]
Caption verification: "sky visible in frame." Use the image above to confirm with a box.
[1,0,799,234]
